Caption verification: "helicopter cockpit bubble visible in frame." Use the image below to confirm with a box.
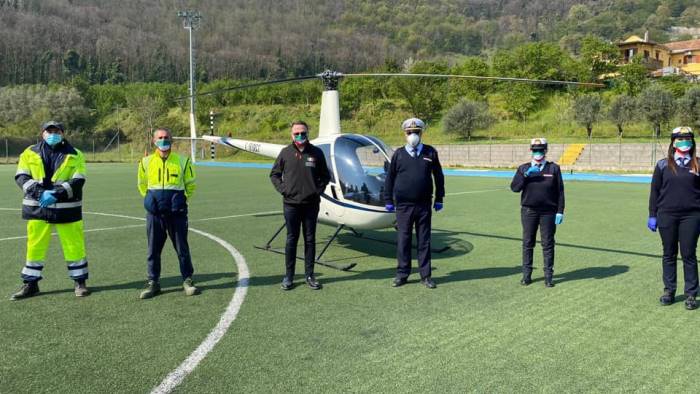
[332,135,390,207]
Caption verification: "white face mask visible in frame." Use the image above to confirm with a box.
[406,132,421,148]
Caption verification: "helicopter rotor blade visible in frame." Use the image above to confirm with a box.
[174,75,319,101]
[342,73,605,88]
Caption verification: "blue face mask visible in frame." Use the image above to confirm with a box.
[43,133,63,146]
[675,139,693,152]
[532,150,545,161]
[155,139,171,151]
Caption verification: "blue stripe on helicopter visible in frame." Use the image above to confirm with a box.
[195,161,653,184]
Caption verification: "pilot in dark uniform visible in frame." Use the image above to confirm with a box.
[648,126,700,310]
[510,138,565,287]
[384,118,445,289]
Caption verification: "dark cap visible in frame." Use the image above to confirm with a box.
[41,121,64,132]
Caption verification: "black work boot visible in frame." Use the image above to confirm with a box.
[520,274,532,286]
[11,281,40,300]
[74,280,90,297]
[544,276,555,288]
[659,290,675,306]
[306,275,322,290]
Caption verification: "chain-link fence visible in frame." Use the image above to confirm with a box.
[1,134,673,172]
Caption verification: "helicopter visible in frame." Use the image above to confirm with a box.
[186,70,603,270]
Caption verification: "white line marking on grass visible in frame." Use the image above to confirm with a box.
[191,210,281,222]
[0,207,250,393]
[445,188,506,196]
[150,228,249,394]
[0,223,145,242]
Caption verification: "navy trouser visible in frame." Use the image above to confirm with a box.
[146,213,194,281]
[283,202,319,279]
[658,212,700,297]
[395,201,432,280]
[521,207,556,279]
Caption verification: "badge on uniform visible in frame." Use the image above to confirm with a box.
[305,157,316,167]
[423,157,432,162]
[543,174,553,177]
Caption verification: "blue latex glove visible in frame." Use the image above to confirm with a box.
[434,202,443,212]
[525,166,541,177]
[39,190,57,208]
[555,213,564,225]
[385,204,395,212]
[647,217,657,232]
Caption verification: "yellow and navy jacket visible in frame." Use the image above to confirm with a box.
[138,151,196,215]
[15,141,86,223]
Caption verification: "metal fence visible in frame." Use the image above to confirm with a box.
[1,134,672,172]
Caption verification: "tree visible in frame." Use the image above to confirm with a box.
[638,85,675,137]
[608,95,636,136]
[617,58,649,96]
[677,86,700,129]
[442,99,492,140]
[390,60,448,120]
[579,35,620,78]
[572,94,602,137]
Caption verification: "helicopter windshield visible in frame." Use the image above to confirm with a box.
[333,135,389,207]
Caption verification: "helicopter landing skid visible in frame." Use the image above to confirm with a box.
[348,228,451,253]
[254,223,357,271]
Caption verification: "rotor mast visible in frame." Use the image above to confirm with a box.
[319,70,342,138]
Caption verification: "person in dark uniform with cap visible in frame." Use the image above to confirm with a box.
[648,126,700,310]
[510,138,565,287]
[270,121,330,291]
[384,118,445,289]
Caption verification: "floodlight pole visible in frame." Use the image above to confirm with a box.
[178,10,201,162]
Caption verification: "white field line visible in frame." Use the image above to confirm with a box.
[445,188,506,196]
[0,207,250,393]
[0,223,144,242]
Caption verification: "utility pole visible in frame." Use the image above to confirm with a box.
[209,110,218,160]
[177,10,202,162]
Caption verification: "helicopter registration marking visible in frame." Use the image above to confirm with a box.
[245,142,261,153]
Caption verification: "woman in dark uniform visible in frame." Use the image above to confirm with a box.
[510,138,565,287]
[648,126,700,310]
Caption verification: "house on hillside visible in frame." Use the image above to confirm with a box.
[618,32,700,78]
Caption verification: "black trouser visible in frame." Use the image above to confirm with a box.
[283,202,319,279]
[658,212,700,297]
[395,201,432,280]
[521,207,556,279]
[146,213,194,281]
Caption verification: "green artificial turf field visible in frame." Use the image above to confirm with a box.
[0,163,696,393]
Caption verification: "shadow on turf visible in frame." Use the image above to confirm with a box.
[33,272,237,296]
[446,230,661,259]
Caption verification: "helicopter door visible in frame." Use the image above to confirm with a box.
[331,135,390,209]
[317,143,344,219]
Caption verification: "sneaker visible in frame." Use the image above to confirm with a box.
[391,277,407,288]
[74,280,90,297]
[139,280,161,299]
[10,281,40,300]
[306,276,322,290]
[281,277,293,291]
[685,295,697,310]
[183,277,200,296]
[659,290,675,306]
[421,277,437,289]
[520,277,532,286]
[544,277,555,288]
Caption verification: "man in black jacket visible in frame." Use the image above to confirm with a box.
[270,121,331,290]
[384,118,445,289]
[510,138,565,287]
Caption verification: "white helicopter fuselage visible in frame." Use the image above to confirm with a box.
[202,133,397,230]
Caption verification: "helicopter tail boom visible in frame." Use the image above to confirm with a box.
[201,135,285,159]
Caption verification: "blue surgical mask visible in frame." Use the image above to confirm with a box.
[43,133,63,146]
[155,140,171,151]
[675,140,693,152]
[532,151,545,161]
[293,133,307,143]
